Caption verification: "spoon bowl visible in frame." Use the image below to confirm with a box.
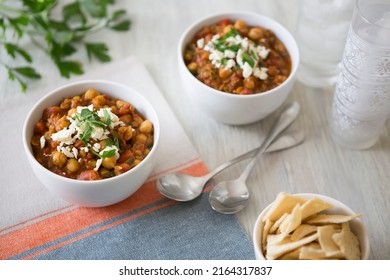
[209,102,301,214]
[208,180,250,214]
[157,128,304,201]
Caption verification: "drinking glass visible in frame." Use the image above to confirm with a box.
[295,0,355,87]
[330,0,390,149]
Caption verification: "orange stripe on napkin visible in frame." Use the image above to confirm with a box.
[0,161,208,260]
[22,200,177,260]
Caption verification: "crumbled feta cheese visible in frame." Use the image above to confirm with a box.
[225,59,236,69]
[51,128,76,145]
[254,67,269,80]
[209,50,224,62]
[257,45,270,59]
[242,62,253,79]
[72,147,78,159]
[196,38,205,49]
[211,34,220,42]
[91,126,105,140]
[61,146,74,158]
[40,136,46,149]
[224,50,236,59]
[81,147,89,153]
[93,143,101,152]
[236,49,244,67]
[241,37,249,51]
[94,158,102,171]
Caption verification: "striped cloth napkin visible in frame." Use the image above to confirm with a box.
[0,56,254,260]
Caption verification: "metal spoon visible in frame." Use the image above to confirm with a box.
[208,102,301,214]
[157,115,303,202]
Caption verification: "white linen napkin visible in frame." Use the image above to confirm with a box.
[0,56,201,230]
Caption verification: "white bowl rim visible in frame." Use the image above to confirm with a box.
[22,79,160,186]
[178,10,300,100]
[253,192,370,260]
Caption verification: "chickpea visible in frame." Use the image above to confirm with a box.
[134,159,141,166]
[136,133,147,144]
[184,51,193,61]
[79,149,86,158]
[235,87,244,94]
[223,25,233,35]
[201,51,209,60]
[92,95,106,108]
[68,108,77,117]
[118,126,133,141]
[139,120,153,134]
[84,89,100,100]
[243,77,256,89]
[248,27,264,41]
[66,158,80,173]
[187,62,198,73]
[52,151,67,167]
[234,20,248,33]
[55,116,70,132]
[218,67,232,79]
[71,96,82,108]
[119,114,132,124]
[60,98,71,110]
[110,105,118,115]
[102,156,117,169]
[268,66,279,76]
[99,139,107,150]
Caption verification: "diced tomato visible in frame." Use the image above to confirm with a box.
[42,106,60,119]
[118,150,134,164]
[34,121,46,134]
[77,170,101,181]
[51,141,60,149]
[217,19,231,26]
[240,88,254,95]
[74,140,84,148]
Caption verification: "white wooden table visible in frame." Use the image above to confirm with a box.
[1,0,389,259]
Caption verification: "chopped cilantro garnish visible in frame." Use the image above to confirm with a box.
[101,149,116,158]
[242,52,255,68]
[103,109,111,126]
[80,121,92,145]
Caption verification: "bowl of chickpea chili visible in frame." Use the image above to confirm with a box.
[23,80,160,207]
[178,12,299,125]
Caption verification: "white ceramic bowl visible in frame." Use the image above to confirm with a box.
[178,11,299,125]
[253,193,370,260]
[22,80,160,207]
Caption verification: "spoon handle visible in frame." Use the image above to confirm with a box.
[203,129,304,182]
[238,102,300,181]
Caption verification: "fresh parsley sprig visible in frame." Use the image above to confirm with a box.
[0,0,131,93]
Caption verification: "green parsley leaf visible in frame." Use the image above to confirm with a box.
[22,0,57,13]
[80,0,107,18]
[85,43,111,62]
[228,43,241,52]
[62,2,86,25]
[242,52,255,68]
[111,9,127,21]
[4,43,32,62]
[55,60,84,78]
[101,149,116,158]
[13,67,41,79]
[80,121,92,145]
[103,109,112,126]
[109,20,131,32]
